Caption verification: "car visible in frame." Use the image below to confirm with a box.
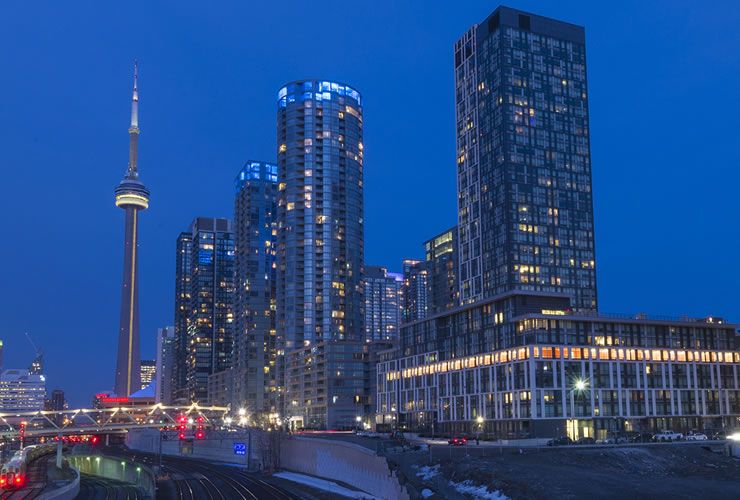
[576,437,595,445]
[355,431,367,437]
[602,435,630,445]
[546,436,573,446]
[448,436,468,446]
[686,432,708,441]
[653,430,683,442]
[710,431,727,441]
[628,432,655,443]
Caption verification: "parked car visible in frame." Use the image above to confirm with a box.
[576,437,595,445]
[602,434,630,445]
[355,431,367,437]
[628,432,655,443]
[686,432,708,441]
[389,431,409,446]
[710,431,727,441]
[448,436,468,446]
[653,430,683,441]
[546,436,573,446]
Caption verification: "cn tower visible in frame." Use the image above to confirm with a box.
[113,62,150,397]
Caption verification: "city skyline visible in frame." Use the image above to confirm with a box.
[2,1,739,406]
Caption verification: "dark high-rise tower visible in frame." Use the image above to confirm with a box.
[455,6,597,310]
[183,217,235,404]
[114,62,150,397]
[424,226,459,314]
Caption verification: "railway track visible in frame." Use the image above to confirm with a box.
[107,449,297,499]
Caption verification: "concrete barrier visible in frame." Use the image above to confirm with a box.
[37,466,80,500]
[280,436,409,500]
[67,455,155,499]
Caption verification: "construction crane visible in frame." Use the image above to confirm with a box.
[25,332,43,375]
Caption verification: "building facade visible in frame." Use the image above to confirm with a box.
[207,368,233,407]
[276,80,365,426]
[179,217,236,404]
[155,326,175,404]
[0,369,45,412]
[455,6,597,310]
[140,360,156,389]
[232,161,278,416]
[364,266,403,341]
[376,291,740,439]
[424,226,459,315]
[402,259,428,323]
[286,341,372,430]
[173,232,193,403]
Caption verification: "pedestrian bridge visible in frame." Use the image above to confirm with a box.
[0,404,228,438]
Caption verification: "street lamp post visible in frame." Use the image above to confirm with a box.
[476,416,484,446]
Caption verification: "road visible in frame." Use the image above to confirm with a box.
[109,449,298,500]
[76,474,147,499]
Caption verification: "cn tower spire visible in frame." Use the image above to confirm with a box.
[127,60,140,178]
[114,60,150,397]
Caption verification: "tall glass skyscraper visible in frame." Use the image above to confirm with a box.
[276,80,365,427]
[174,217,235,404]
[401,259,428,323]
[276,80,365,348]
[424,226,459,315]
[364,266,403,341]
[233,161,278,416]
[172,232,192,403]
[455,6,597,310]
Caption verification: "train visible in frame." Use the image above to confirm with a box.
[0,444,55,490]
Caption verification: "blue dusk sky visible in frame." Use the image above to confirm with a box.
[1,1,738,406]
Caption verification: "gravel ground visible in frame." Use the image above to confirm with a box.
[389,443,740,499]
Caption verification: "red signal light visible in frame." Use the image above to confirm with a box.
[16,476,23,484]
[178,432,186,440]
[195,431,204,440]
[1,477,6,485]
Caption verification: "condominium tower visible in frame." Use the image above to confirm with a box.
[175,218,236,404]
[277,80,365,428]
[455,6,597,310]
[233,161,278,415]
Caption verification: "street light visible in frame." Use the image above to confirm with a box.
[574,379,588,392]
[238,408,246,417]
[476,416,484,444]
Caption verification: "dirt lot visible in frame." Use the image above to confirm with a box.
[390,443,740,499]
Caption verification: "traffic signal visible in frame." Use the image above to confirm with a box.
[178,414,187,440]
[195,415,205,439]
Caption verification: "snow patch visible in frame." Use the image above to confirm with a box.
[415,464,441,481]
[450,479,509,500]
[273,471,379,499]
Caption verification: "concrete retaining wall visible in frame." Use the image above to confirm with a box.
[37,466,79,500]
[280,437,409,500]
[126,429,260,469]
[67,455,155,499]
